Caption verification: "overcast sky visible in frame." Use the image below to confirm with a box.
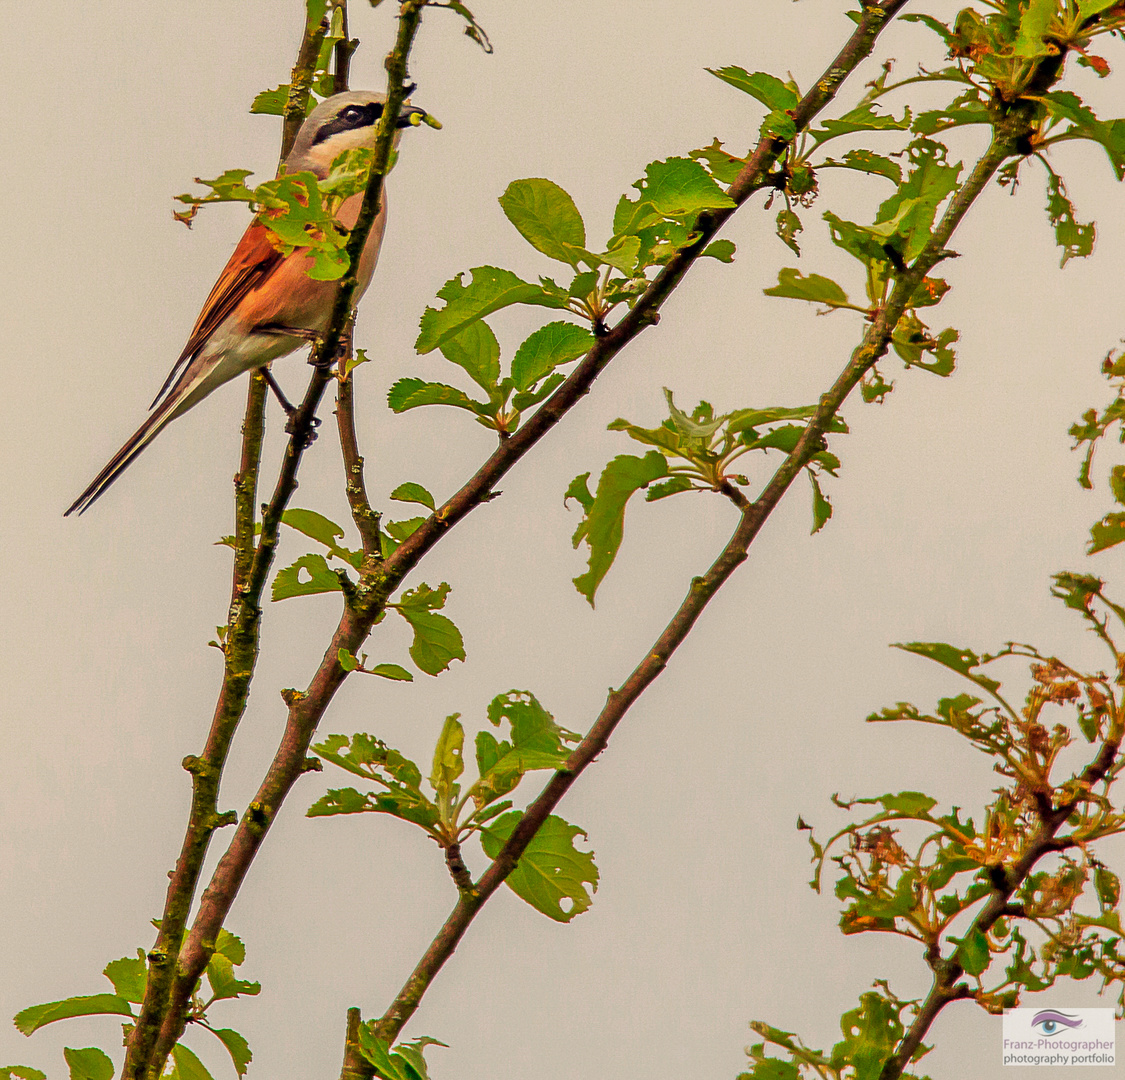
[5,2,1125,1078]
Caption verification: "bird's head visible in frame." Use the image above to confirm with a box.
[286,90,433,176]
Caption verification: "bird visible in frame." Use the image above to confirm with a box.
[66,90,429,516]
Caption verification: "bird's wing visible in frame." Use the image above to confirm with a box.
[150,218,283,408]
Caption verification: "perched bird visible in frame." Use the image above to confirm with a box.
[66,90,428,516]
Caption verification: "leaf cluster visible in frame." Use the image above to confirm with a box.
[11,931,258,1080]
[565,391,845,605]
[309,690,598,922]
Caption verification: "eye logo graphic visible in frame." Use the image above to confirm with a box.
[1031,1010,1084,1037]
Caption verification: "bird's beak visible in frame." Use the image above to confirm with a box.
[397,103,441,130]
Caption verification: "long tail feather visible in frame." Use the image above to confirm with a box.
[64,389,188,517]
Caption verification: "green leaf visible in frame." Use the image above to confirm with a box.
[1089,512,1125,554]
[387,378,486,416]
[1013,0,1056,57]
[951,927,990,976]
[702,239,736,263]
[210,1029,252,1079]
[1095,866,1121,911]
[206,954,260,1002]
[811,103,911,146]
[1044,164,1095,267]
[63,1048,114,1080]
[392,590,465,676]
[430,715,465,800]
[249,84,303,117]
[893,641,1001,695]
[386,517,426,543]
[338,647,359,672]
[615,157,736,236]
[213,929,245,966]
[809,471,832,534]
[689,138,746,185]
[761,111,797,141]
[416,267,569,354]
[707,67,798,111]
[571,452,670,606]
[354,1029,449,1080]
[1043,92,1125,180]
[764,268,851,309]
[0,1068,47,1080]
[103,954,146,1003]
[472,690,578,806]
[499,178,587,266]
[390,483,436,512]
[438,320,501,392]
[166,1044,214,1080]
[480,812,599,921]
[775,208,802,255]
[828,992,908,1080]
[271,553,344,601]
[646,476,695,501]
[564,473,593,513]
[510,322,595,392]
[818,149,902,184]
[370,663,414,682]
[14,995,134,1035]
[281,508,358,567]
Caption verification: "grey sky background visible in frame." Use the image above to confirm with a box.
[4,2,1125,1077]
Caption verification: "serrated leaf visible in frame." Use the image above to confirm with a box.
[386,517,426,542]
[271,553,344,601]
[811,103,911,145]
[250,84,300,117]
[499,179,587,266]
[14,995,134,1035]
[213,928,245,966]
[416,267,569,354]
[281,508,358,567]
[103,955,146,1003]
[210,1029,252,1078]
[819,149,902,184]
[689,138,746,184]
[571,452,670,606]
[511,322,595,392]
[707,67,798,111]
[390,483,436,511]
[480,812,599,921]
[387,378,486,416]
[438,320,501,392]
[893,641,1001,695]
[1044,165,1095,267]
[167,1044,214,1080]
[764,268,851,308]
[63,1048,113,1080]
[615,157,736,236]
[645,476,695,501]
[1,1068,47,1080]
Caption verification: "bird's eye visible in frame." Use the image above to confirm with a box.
[341,106,364,123]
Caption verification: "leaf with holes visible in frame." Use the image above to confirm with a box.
[480,812,599,921]
[272,553,344,601]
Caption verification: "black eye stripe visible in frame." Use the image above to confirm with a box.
[311,101,383,145]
